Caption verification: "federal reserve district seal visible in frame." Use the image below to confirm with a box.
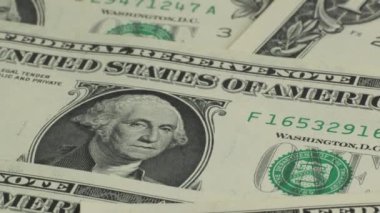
[107,23,174,41]
[269,150,351,196]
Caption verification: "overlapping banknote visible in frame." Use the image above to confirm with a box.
[0,161,204,213]
[0,0,297,48]
[230,0,380,72]
[81,193,380,212]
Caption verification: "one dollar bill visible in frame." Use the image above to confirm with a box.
[0,23,380,207]
[230,0,380,73]
[0,161,201,213]
[81,193,380,213]
[0,0,298,48]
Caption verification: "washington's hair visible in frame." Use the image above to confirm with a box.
[72,94,188,147]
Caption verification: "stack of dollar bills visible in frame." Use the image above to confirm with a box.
[0,0,379,212]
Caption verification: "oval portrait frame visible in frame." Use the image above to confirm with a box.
[26,84,226,188]
[16,0,45,25]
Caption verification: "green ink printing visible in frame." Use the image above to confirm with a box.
[247,111,380,140]
[107,23,174,41]
[269,150,351,196]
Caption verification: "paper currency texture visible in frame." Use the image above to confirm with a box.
[230,0,380,73]
[1,0,298,48]
[0,23,379,209]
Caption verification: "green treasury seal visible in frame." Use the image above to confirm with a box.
[269,150,351,196]
[107,23,174,41]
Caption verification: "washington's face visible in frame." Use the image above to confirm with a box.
[0,0,19,22]
[0,0,12,20]
[109,103,179,161]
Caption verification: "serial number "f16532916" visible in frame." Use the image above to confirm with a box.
[247,111,380,140]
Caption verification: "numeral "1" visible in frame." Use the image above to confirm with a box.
[338,0,369,14]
